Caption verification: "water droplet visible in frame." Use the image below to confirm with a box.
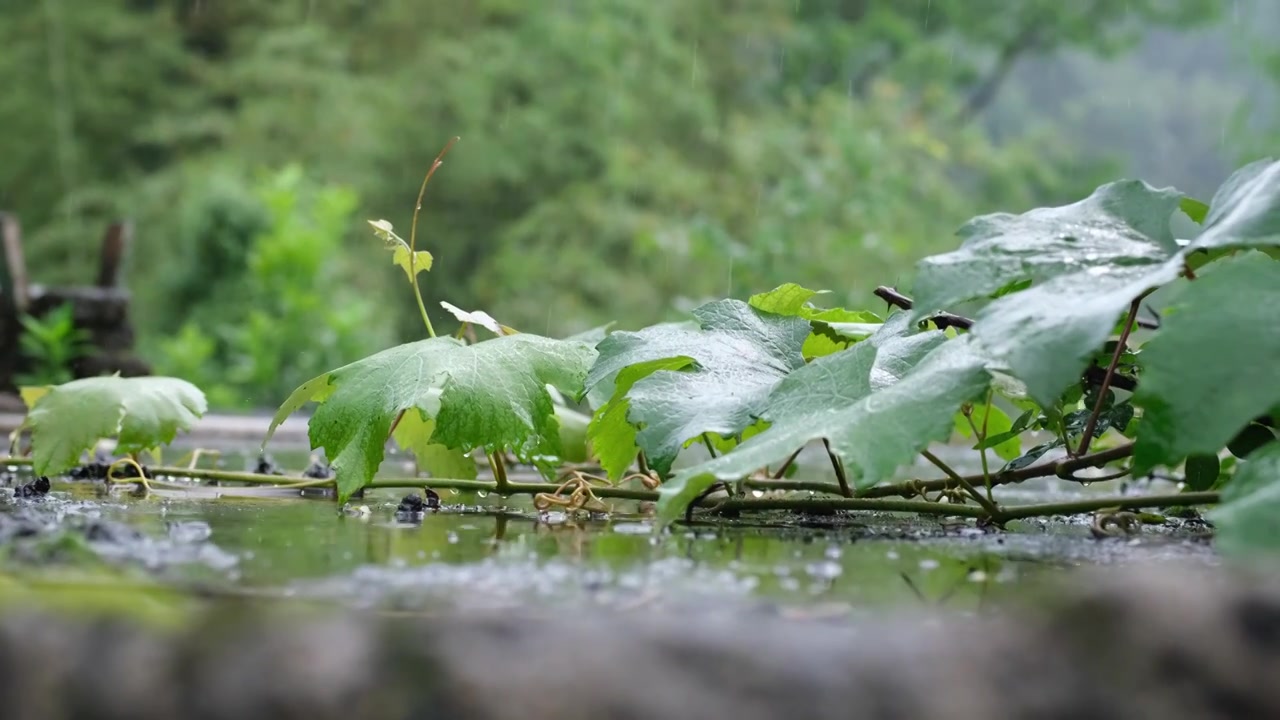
[918,558,940,571]
[476,490,489,498]
[751,489,764,498]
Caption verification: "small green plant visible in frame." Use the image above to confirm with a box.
[266,139,597,502]
[14,303,91,387]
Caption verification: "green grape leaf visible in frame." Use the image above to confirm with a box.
[265,334,595,503]
[911,180,1182,316]
[392,408,477,480]
[657,332,989,524]
[583,300,810,477]
[1209,441,1280,553]
[970,259,1183,405]
[1190,158,1280,250]
[1132,253,1280,474]
[25,376,207,476]
[588,358,693,479]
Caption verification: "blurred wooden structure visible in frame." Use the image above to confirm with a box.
[0,212,150,405]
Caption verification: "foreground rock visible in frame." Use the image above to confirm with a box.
[0,564,1275,720]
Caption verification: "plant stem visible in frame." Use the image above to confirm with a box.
[636,451,651,477]
[920,448,1001,517]
[862,442,1136,499]
[995,492,1218,521]
[489,451,510,495]
[965,398,994,503]
[0,456,1219,523]
[771,446,804,479]
[1077,292,1148,457]
[407,136,460,339]
[822,438,851,497]
[701,433,718,458]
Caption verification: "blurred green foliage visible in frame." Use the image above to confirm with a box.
[0,0,1258,407]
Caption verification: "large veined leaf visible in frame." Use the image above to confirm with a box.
[1189,158,1280,250]
[583,299,810,479]
[1209,441,1280,553]
[24,376,207,476]
[911,180,1182,315]
[265,334,596,502]
[1132,252,1280,474]
[908,181,1184,406]
[971,258,1183,405]
[656,328,990,524]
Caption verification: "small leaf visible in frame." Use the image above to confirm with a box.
[749,282,882,359]
[965,404,1021,462]
[18,386,50,410]
[1182,454,1220,492]
[392,246,434,281]
[1228,423,1278,460]
[1209,441,1280,553]
[1133,253,1280,474]
[266,334,596,502]
[1179,197,1209,225]
[1002,440,1062,472]
[26,376,207,476]
[440,301,514,336]
[657,332,988,523]
[583,299,810,477]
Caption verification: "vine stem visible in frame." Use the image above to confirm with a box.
[0,456,1218,522]
[1077,291,1150,457]
[407,136,460,339]
[919,449,1000,517]
[822,438,851,497]
[860,442,1136,499]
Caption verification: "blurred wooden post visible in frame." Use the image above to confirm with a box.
[96,220,131,288]
[1,212,28,313]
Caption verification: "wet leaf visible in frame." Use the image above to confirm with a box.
[265,334,595,502]
[583,299,810,478]
[1133,253,1280,474]
[1002,440,1062,473]
[954,403,1020,462]
[910,180,1182,316]
[392,408,477,480]
[657,332,988,524]
[1189,158,1280,250]
[1210,441,1280,553]
[25,376,207,476]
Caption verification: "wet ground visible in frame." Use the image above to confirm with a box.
[0,439,1218,620]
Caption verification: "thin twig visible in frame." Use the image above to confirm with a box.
[871,286,972,329]
[861,443,1135,499]
[407,136,460,338]
[771,447,804,479]
[995,492,1217,521]
[636,451,651,477]
[920,449,1001,517]
[701,433,719,459]
[822,438,851,497]
[489,451,510,495]
[1077,292,1149,457]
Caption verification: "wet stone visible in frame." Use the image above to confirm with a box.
[395,490,441,518]
[15,476,50,499]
